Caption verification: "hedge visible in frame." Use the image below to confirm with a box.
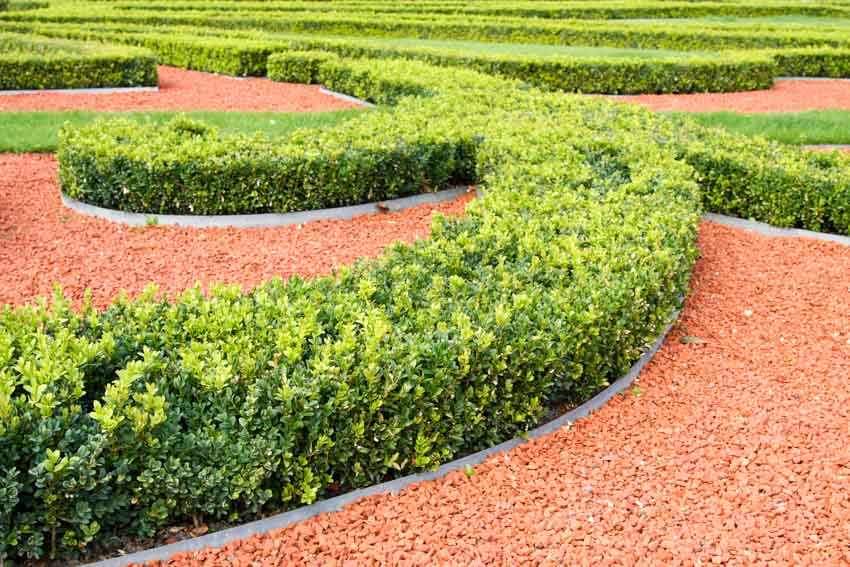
[0,0,9,11]
[266,49,338,84]
[769,47,850,78]
[271,39,777,94]
[58,61,506,215]
[4,58,705,562]
[4,8,850,52]
[0,21,781,93]
[0,32,156,90]
[104,0,850,20]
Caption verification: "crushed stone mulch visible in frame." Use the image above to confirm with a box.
[0,66,362,112]
[0,153,472,309]
[619,78,850,113]
[143,221,850,566]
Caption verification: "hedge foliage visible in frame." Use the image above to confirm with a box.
[104,0,850,20]
[4,8,850,52]
[6,58,708,562]
[0,21,776,93]
[5,18,850,91]
[0,32,156,90]
[58,61,506,215]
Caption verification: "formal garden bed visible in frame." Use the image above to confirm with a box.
[2,2,850,565]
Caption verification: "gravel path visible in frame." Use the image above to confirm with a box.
[620,78,850,113]
[144,221,850,566]
[0,154,471,309]
[0,66,362,112]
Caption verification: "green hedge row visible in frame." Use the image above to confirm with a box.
[4,59,704,562]
[4,8,849,52]
[0,21,780,93]
[58,61,506,215]
[104,0,850,20]
[770,47,850,78]
[0,32,156,90]
[123,0,850,20]
[274,37,777,94]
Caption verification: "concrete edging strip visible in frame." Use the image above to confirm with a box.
[0,86,159,96]
[61,186,469,228]
[705,212,850,247]
[84,314,679,567]
[319,86,376,107]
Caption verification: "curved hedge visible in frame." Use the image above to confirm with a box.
[4,59,704,562]
[60,54,850,236]
[0,32,156,90]
[0,21,778,93]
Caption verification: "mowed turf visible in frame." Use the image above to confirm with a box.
[674,109,850,145]
[0,108,363,152]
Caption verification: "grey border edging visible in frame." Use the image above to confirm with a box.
[61,186,468,228]
[319,86,376,108]
[84,314,679,567]
[0,85,159,96]
[705,212,850,247]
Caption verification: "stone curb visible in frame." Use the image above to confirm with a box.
[0,85,159,96]
[318,87,376,107]
[83,313,679,567]
[705,212,850,247]
[61,186,470,229]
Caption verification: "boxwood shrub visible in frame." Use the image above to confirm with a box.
[0,21,778,93]
[267,49,339,84]
[5,57,708,562]
[0,32,156,90]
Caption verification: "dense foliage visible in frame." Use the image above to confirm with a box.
[4,0,850,562]
[0,32,157,90]
[4,59,706,561]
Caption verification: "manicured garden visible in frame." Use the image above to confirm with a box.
[1,1,849,565]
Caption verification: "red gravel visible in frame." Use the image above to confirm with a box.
[146,221,850,566]
[620,78,850,113]
[0,66,362,112]
[0,153,471,309]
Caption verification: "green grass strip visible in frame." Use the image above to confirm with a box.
[0,108,364,152]
[669,109,850,145]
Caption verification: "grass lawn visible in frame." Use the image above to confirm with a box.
[670,109,850,145]
[0,108,364,152]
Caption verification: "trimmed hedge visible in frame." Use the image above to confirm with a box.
[0,32,156,90]
[5,58,705,562]
[770,47,850,78]
[58,61,507,215]
[266,49,338,84]
[4,8,850,52]
[0,21,779,93]
[105,0,850,20]
[274,40,777,94]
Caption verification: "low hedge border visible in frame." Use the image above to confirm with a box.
[0,22,777,93]
[6,58,704,562]
[60,54,850,236]
[4,8,850,52]
[85,309,680,567]
[104,0,850,21]
[0,32,156,90]
[269,41,776,95]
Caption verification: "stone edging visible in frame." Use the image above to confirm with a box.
[0,85,159,96]
[61,186,470,228]
[318,87,376,107]
[705,212,850,247]
[83,313,680,567]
